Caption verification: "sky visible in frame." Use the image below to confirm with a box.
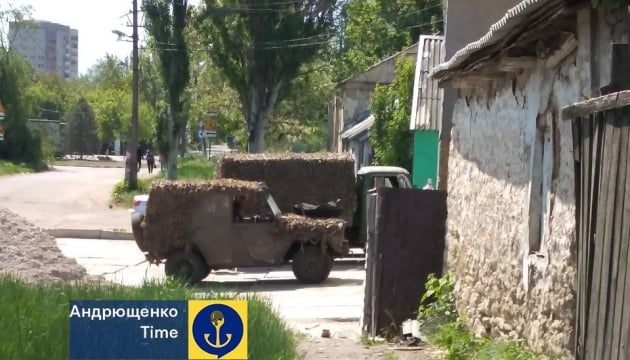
[6,0,200,76]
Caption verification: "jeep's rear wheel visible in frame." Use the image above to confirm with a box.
[291,245,333,284]
[131,214,146,251]
[164,251,206,285]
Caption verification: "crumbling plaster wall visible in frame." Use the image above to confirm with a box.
[446,54,584,357]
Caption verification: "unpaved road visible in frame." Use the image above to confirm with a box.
[56,238,443,360]
[0,166,153,232]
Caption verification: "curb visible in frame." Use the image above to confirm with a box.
[48,228,134,240]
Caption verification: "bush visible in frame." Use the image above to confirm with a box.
[111,177,153,205]
[0,275,298,360]
[417,273,551,360]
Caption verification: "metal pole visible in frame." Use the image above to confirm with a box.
[125,0,140,189]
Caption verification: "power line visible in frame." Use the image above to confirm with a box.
[404,18,444,30]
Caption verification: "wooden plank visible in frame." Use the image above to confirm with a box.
[575,117,590,359]
[619,119,630,359]
[605,110,628,358]
[594,116,621,359]
[361,192,378,334]
[586,116,613,360]
[561,91,630,120]
[371,193,383,338]
[610,114,630,359]
[584,114,604,360]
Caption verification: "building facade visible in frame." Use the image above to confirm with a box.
[409,35,444,188]
[430,0,627,357]
[9,20,79,80]
[328,43,419,172]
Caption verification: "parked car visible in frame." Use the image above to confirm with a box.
[129,194,149,216]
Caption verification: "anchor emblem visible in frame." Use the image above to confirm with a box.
[204,310,232,349]
[190,302,245,358]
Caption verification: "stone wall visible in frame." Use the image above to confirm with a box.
[446,55,584,357]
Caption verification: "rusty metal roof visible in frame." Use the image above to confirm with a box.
[430,0,562,80]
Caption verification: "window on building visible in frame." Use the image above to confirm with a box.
[527,114,553,253]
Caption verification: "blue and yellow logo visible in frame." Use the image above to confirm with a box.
[188,300,248,359]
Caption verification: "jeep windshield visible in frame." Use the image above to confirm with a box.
[267,194,281,216]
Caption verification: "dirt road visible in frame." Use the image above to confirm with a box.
[0,166,152,232]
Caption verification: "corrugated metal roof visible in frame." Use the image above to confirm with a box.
[430,0,562,80]
[341,115,375,139]
[410,35,445,131]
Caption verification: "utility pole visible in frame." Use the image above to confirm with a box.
[125,0,140,189]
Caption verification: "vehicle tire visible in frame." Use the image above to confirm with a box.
[131,214,147,251]
[291,245,333,284]
[164,251,207,285]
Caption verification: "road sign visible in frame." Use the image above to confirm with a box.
[205,130,216,138]
[198,130,205,139]
[203,118,218,131]
[0,101,5,121]
[0,122,4,141]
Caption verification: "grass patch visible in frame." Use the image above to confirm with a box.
[0,160,34,176]
[417,273,557,360]
[54,159,124,168]
[110,156,217,207]
[0,275,297,360]
[174,156,217,180]
[111,177,154,206]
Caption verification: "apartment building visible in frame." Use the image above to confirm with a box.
[8,20,79,80]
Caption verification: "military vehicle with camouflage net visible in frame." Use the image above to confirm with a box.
[131,179,349,285]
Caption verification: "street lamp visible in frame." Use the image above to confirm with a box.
[112,0,139,190]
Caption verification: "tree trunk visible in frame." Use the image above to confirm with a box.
[166,111,179,180]
[247,111,269,153]
[245,80,283,153]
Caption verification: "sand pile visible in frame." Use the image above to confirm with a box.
[0,207,90,284]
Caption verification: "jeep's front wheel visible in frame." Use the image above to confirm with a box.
[291,245,333,284]
[164,251,206,285]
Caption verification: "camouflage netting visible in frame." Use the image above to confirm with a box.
[275,214,345,239]
[215,152,357,223]
[140,179,268,261]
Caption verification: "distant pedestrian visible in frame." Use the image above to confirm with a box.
[146,150,155,174]
[136,146,143,172]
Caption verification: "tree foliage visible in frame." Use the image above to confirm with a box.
[144,0,191,179]
[333,0,442,81]
[369,57,414,171]
[194,0,340,152]
[66,98,99,158]
[0,5,44,168]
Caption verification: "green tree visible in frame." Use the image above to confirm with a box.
[144,0,190,179]
[85,54,131,89]
[267,60,333,152]
[194,0,340,152]
[369,57,414,171]
[66,98,99,158]
[333,0,442,81]
[24,73,69,120]
[0,4,44,168]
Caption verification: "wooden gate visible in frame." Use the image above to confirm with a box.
[563,91,630,360]
[361,187,447,338]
